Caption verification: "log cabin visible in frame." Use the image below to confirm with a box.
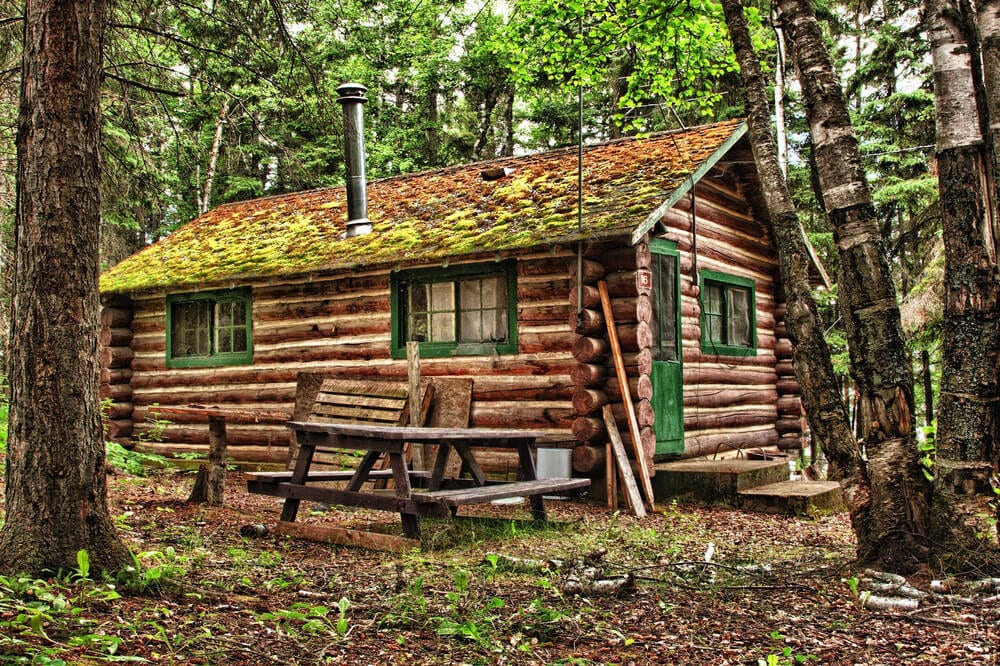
[99,89,821,480]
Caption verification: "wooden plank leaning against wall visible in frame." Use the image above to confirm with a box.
[104,248,581,471]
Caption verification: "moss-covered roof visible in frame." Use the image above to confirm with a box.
[101,119,745,294]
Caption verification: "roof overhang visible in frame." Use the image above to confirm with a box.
[631,122,749,245]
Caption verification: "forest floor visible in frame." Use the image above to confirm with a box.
[0,465,998,665]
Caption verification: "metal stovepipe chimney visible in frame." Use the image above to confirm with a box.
[337,83,371,237]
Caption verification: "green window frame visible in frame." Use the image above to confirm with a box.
[166,288,253,368]
[391,261,518,358]
[699,270,756,357]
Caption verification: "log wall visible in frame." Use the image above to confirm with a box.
[115,249,579,469]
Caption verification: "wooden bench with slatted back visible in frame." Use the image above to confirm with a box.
[247,377,432,487]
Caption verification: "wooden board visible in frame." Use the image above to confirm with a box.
[602,405,646,518]
[425,377,474,478]
[598,280,655,509]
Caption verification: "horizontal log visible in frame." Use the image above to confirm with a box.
[254,320,389,346]
[641,426,656,463]
[571,363,607,388]
[572,443,605,473]
[572,416,605,444]
[519,279,573,303]
[573,389,608,416]
[100,346,134,369]
[520,303,574,327]
[254,296,391,323]
[105,402,133,420]
[777,433,804,451]
[517,256,572,277]
[470,402,577,428]
[573,336,608,363]
[518,330,577,354]
[99,327,132,348]
[775,339,793,359]
[253,274,389,301]
[681,367,778,386]
[101,307,133,328]
[776,416,804,435]
[569,284,601,309]
[599,245,647,272]
[776,378,800,395]
[136,424,290,447]
[604,376,641,403]
[637,374,653,401]
[252,342,390,365]
[777,396,802,417]
[136,442,286,464]
[679,428,779,458]
[573,308,605,336]
[603,271,639,298]
[100,383,132,402]
[775,360,796,377]
[133,385,298,406]
[133,405,292,425]
[684,388,778,409]
[106,419,133,438]
[100,368,132,385]
[568,258,606,282]
[636,398,655,429]
[637,294,653,323]
[684,410,776,431]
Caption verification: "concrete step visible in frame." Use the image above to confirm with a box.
[652,459,790,504]
[738,480,845,517]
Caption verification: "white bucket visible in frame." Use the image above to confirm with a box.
[536,447,573,500]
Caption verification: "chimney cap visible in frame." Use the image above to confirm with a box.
[337,83,368,104]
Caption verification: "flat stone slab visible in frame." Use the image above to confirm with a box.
[652,459,790,503]
[738,480,845,517]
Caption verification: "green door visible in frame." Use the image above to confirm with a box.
[649,239,684,456]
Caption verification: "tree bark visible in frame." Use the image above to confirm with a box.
[0,0,131,575]
[775,0,932,570]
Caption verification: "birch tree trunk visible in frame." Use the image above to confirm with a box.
[721,0,869,535]
[776,0,932,570]
[0,0,131,575]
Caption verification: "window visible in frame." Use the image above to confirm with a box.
[392,262,517,358]
[699,270,756,356]
[166,288,252,367]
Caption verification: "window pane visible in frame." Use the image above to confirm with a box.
[431,282,454,311]
[217,302,233,327]
[460,310,481,342]
[408,313,428,341]
[705,284,723,315]
[171,301,211,357]
[233,328,247,352]
[409,284,428,312]
[728,287,751,347]
[218,330,232,353]
[460,279,481,310]
[431,313,455,341]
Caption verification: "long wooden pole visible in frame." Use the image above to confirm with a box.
[598,280,655,509]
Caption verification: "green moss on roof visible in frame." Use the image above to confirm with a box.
[101,119,744,294]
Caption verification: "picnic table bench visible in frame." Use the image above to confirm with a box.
[246,421,590,545]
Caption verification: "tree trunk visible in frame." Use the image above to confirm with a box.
[721,0,867,550]
[0,0,131,576]
[776,0,933,570]
[199,99,230,216]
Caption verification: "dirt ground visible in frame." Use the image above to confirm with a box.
[0,466,998,665]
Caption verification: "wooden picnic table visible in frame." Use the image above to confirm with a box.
[246,421,590,544]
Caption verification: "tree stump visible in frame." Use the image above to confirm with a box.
[188,415,227,505]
